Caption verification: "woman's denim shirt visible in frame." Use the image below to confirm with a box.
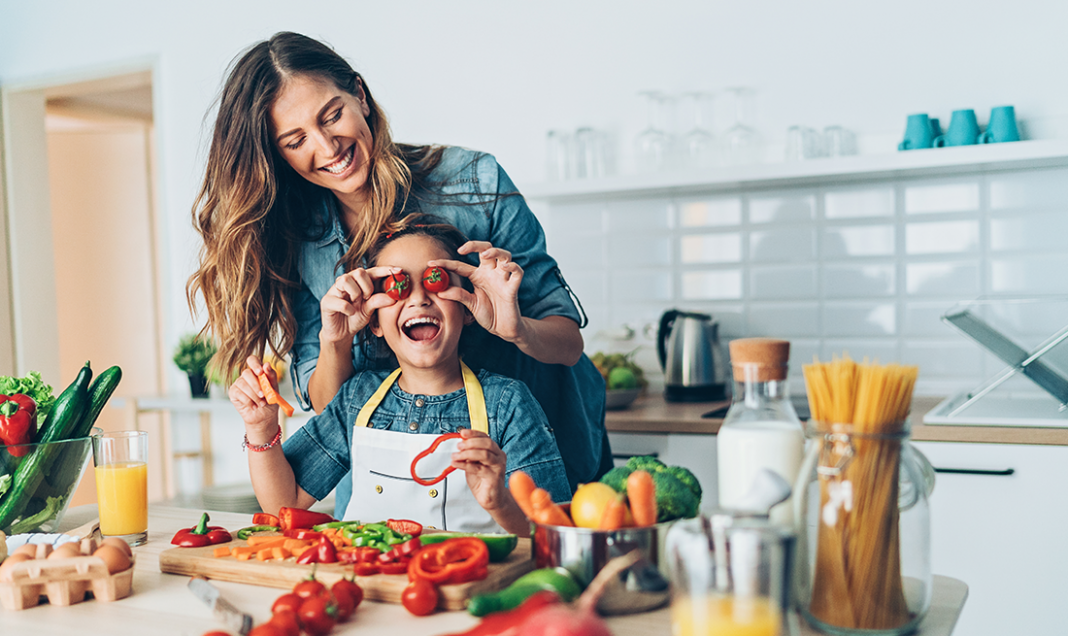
[288,147,610,493]
[284,367,572,507]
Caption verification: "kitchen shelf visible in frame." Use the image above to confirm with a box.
[522,139,1068,202]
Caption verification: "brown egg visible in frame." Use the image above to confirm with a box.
[100,537,133,557]
[0,553,33,581]
[12,543,38,558]
[48,542,83,560]
[92,544,131,574]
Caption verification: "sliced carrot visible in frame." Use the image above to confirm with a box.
[213,546,232,558]
[255,367,294,416]
[235,551,253,561]
[272,547,290,561]
[256,547,274,561]
[509,471,538,520]
[599,496,628,531]
[627,469,658,527]
[530,487,574,527]
[284,539,313,553]
[231,546,258,558]
[246,536,288,549]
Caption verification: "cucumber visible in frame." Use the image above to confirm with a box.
[0,362,91,532]
[73,365,122,438]
[467,567,582,616]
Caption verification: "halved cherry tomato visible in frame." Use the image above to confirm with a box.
[298,596,338,636]
[401,578,439,616]
[387,519,423,537]
[272,592,304,615]
[421,267,449,294]
[384,272,411,300]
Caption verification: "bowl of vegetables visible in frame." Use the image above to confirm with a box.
[591,351,647,410]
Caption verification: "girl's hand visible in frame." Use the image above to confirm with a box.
[229,356,279,432]
[319,267,401,345]
[430,241,524,343]
[450,428,511,513]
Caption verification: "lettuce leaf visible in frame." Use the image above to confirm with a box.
[0,371,57,421]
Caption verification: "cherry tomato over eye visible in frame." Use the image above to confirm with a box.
[401,578,439,616]
[421,266,449,294]
[384,272,411,300]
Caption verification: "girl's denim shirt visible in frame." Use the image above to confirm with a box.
[287,147,610,493]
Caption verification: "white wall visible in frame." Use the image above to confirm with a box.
[2,0,1067,390]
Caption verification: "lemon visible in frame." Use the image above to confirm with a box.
[570,482,621,529]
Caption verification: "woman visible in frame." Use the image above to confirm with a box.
[187,32,611,512]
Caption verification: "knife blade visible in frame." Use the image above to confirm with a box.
[187,576,254,635]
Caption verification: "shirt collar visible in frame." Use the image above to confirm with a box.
[313,197,349,248]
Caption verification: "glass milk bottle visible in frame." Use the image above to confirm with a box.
[717,338,805,525]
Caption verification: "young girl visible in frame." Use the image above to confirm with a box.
[229,220,570,535]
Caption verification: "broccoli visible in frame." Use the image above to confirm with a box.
[625,455,666,473]
[599,466,633,493]
[665,465,702,502]
[651,471,700,522]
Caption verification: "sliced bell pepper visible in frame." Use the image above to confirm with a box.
[317,534,339,563]
[284,528,324,541]
[410,432,462,486]
[252,512,280,527]
[408,537,489,585]
[380,560,410,575]
[387,518,423,537]
[236,524,280,540]
[0,394,36,457]
[278,506,335,531]
[355,562,380,576]
[171,512,233,547]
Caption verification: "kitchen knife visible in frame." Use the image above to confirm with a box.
[187,576,254,635]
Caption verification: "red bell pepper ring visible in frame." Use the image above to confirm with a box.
[408,537,489,585]
[0,394,36,457]
[380,560,410,575]
[278,506,335,531]
[171,512,233,547]
[410,432,462,486]
[252,512,280,527]
[387,518,423,537]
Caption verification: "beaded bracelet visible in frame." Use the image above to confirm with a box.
[243,427,282,452]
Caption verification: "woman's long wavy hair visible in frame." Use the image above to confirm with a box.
[187,31,443,380]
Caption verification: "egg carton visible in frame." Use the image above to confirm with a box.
[0,540,134,610]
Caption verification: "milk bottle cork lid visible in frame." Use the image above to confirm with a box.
[729,338,790,382]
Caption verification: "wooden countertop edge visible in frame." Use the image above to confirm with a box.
[606,395,1068,445]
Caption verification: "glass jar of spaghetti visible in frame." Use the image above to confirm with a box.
[793,419,935,635]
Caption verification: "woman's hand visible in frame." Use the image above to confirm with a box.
[319,267,400,346]
[430,241,524,343]
[229,356,280,435]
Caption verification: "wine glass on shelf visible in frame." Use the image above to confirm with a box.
[721,87,763,166]
[678,91,717,170]
[635,91,674,173]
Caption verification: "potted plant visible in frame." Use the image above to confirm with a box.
[173,333,217,398]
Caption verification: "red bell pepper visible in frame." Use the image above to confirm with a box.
[252,512,280,527]
[171,512,233,547]
[355,562,380,576]
[278,507,335,531]
[0,394,36,457]
[380,559,410,575]
[284,528,324,541]
[410,432,462,486]
[295,535,339,565]
[408,537,489,585]
[387,518,423,537]
[442,590,562,636]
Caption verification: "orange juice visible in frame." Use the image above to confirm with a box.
[95,461,148,536]
[672,594,781,636]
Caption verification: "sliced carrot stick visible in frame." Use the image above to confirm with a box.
[530,487,574,527]
[627,469,658,527]
[599,496,628,531]
[256,547,274,561]
[272,547,290,561]
[283,539,313,553]
[235,551,253,561]
[231,546,258,558]
[246,536,288,549]
[255,367,294,417]
[508,471,538,519]
[213,546,232,558]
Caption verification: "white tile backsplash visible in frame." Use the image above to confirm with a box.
[543,165,1068,396]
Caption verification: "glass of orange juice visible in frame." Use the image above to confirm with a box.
[92,431,148,546]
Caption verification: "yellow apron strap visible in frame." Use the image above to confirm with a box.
[354,368,402,428]
[354,364,487,433]
[461,362,488,434]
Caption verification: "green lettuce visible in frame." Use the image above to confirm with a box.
[0,371,57,421]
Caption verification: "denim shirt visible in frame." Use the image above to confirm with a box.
[283,368,572,508]
[288,146,610,494]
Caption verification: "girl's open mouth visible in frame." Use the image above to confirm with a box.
[403,317,441,342]
[320,145,356,175]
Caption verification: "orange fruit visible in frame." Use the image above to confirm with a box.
[570,482,621,529]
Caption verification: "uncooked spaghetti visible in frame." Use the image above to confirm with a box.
[802,354,918,631]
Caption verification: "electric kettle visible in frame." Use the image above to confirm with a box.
[657,309,727,402]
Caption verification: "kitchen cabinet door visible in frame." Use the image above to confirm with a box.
[912,441,1068,636]
[607,432,719,513]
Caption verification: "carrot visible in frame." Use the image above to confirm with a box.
[284,539,312,553]
[272,547,290,561]
[213,546,232,558]
[255,366,294,417]
[235,551,253,561]
[530,487,574,527]
[508,471,538,519]
[599,496,628,531]
[231,545,258,558]
[627,469,658,527]
[246,536,288,549]
[256,547,274,561]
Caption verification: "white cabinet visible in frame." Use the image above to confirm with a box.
[912,441,1068,636]
[607,432,718,513]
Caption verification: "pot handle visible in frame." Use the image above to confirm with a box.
[657,310,680,371]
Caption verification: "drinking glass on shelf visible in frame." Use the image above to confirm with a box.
[93,430,149,546]
[721,87,763,166]
[679,91,717,170]
[546,129,572,181]
[784,125,823,161]
[572,127,609,179]
[823,125,858,157]
[635,90,674,173]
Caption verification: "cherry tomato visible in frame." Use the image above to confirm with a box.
[298,595,338,636]
[201,632,233,636]
[272,592,304,615]
[268,611,301,636]
[421,267,449,294]
[384,272,411,300]
[247,624,285,636]
[293,577,328,600]
[332,577,364,617]
[401,578,439,616]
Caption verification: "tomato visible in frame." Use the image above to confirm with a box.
[421,267,449,294]
[383,272,411,300]
[293,577,328,600]
[272,592,304,615]
[247,624,286,636]
[268,611,301,636]
[298,595,338,636]
[201,632,233,636]
[401,578,439,616]
[332,576,364,617]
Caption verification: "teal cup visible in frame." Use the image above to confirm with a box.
[898,113,935,150]
[929,117,943,139]
[933,109,980,147]
[979,105,1020,144]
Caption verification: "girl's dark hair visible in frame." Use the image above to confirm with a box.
[186,31,445,379]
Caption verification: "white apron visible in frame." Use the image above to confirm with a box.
[343,362,501,533]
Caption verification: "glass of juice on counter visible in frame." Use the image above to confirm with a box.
[92,430,148,546]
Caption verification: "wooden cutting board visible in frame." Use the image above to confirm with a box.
[158,536,533,611]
